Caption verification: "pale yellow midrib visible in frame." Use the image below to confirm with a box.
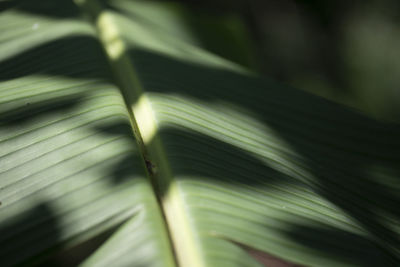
[74,1,205,267]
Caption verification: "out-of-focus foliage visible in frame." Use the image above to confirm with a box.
[171,0,400,121]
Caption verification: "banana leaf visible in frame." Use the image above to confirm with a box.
[0,0,399,266]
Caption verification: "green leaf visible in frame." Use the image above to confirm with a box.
[1,0,399,266]
[0,2,173,266]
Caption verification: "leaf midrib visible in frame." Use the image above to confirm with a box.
[75,1,204,266]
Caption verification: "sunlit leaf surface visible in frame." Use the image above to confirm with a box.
[0,1,173,266]
[1,0,399,266]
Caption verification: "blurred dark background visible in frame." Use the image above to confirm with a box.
[155,0,400,121]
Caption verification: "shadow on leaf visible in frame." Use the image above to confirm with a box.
[128,48,400,264]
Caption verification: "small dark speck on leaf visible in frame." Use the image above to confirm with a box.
[145,159,156,175]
